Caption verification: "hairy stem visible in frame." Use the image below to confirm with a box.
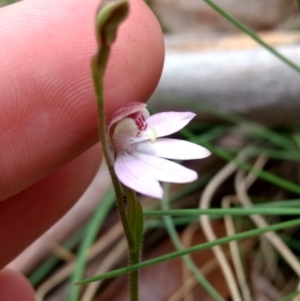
[129,250,140,301]
[91,47,135,250]
[122,185,143,301]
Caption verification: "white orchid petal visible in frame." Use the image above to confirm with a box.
[147,112,196,137]
[136,138,211,160]
[132,152,198,183]
[115,153,163,199]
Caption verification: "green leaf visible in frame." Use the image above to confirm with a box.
[127,190,144,253]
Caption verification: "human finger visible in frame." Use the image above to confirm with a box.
[0,269,35,301]
[0,144,101,268]
[0,0,164,200]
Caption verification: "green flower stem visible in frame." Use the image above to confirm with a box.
[203,0,300,74]
[92,2,139,300]
[122,185,144,301]
[129,251,140,301]
[76,217,300,285]
[91,49,134,250]
[92,47,140,301]
[144,207,300,217]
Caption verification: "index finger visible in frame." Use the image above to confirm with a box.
[0,0,164,200]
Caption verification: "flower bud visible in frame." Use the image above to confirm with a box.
[96,0,129,46]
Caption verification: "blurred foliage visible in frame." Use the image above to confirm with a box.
[0,0,21,7]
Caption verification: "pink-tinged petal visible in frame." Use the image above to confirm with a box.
[136,138,211,160]
[108,102,147,131]
[147,112,196,137]
[115,153,163,199]
[132,152,198,183]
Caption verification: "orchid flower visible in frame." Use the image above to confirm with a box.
[108,102,211,199]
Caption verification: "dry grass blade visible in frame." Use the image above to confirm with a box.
[46,236,76,263]
[222,196,252,301]
[35,222,123,301]
[167,238,256,301]
[81,239,127,301]
[234,153,300,278]
[181,223,199,301]
[199,159,242,301]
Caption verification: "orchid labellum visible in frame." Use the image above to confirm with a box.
[108,102,211,199]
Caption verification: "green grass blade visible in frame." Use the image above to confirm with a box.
[76,218,300,285]
[144,207,300,217]
[255,199,300,208]
[181,130,300,195]
[145,200,300,228]
[171,98,296,153]
[203,0,300,74]
[228,147,300,162]
[28,225,87,286]
[277,289,300,301]
[145,216,198,229]
[66,191,115,301]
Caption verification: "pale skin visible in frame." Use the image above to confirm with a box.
[0,0,164,299]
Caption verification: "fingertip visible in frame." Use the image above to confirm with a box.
[0,0,164,199]
[0,269,35,301]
